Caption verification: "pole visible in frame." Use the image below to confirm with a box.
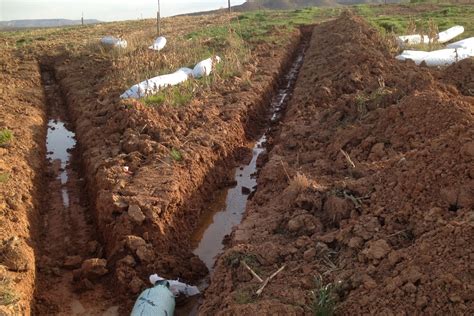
[157,0,161,36]
[228,0,231,13]
[81,12,84,26]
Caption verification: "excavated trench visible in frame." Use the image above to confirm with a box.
[34,61,118,315]
[32,26,312,315]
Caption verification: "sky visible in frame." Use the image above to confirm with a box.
[0,0,247,21]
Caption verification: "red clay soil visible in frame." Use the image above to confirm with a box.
[37,27,304,312]
[200,13,473,315]
[0,50,45,315]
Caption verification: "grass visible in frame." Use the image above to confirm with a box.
[0,277,19,306]
[0,129,13,147]
[311,275,338,316]
[170,148,183,161]
[224,250,260,269]
[0,173,10,184]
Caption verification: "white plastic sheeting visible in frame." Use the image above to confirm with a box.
[120,56,222,99]
[192,56,222,78]
[447,36,474,49]
[397,26,464,47]
[149,36,167,51]
[100,36,127,49]
[120,68,193,99]
[149,274,200,297]
[396,47,474,67]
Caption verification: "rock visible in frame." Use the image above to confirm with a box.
[129,276,145,294]
[461,141,474,159]
[362,239,391,260]
[79,258,108,280]
[128,205,146,224]
[288,217,304,232]
[136,246,155,263]
[415,295,428,308]
[348,237,363,249]
[385,276,402,293]
[0,236,29,272]
[124,235,147,251]
[403,282,417,293]
[362,274,377,289]
[303,248,316,262]
[400,266,423,284]
[387,251,401,266]
[315,242,329,255]
[117,255,136,267]
[370,142,385,159]
[63,255,83,269]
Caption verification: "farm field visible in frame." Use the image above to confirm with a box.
[0,3,473,315]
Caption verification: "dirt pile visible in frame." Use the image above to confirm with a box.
[0,50,45,315]
[200,12,473,314]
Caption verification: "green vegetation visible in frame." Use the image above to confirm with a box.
[311,276,338,316]
[0,278,19,306]
[170,148,183,161]
[0,129,13,147]
[0,173,10,184]
[234,285,259,304]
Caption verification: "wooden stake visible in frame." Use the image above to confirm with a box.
[256,265,286,296]
[242,261,263,283]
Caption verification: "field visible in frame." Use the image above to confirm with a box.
[0,3,473,315]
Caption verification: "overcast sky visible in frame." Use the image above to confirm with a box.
[0,0,247,21]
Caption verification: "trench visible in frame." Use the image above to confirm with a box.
[177,29,311,315]
[34,62,118,315]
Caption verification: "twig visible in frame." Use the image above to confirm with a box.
[242,261,263,283]
[279,159,291,181]
[340,149,356,168]
[256,265,286,296]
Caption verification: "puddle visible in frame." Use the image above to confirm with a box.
[192,45,307,272]
[46,119,76,208]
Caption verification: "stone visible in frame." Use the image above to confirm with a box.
[0,236,29,272]
[288,217,304,232]
[303,248,316,262]
[348,237,363,249]
[128,205,146,224]
[63,255,83,269]
[129,276,145,294]
[362,239,391,260]
[403,282,417,293]
[124,235,147,251]
[136,246,155,263]
[400,266,423,284]
[117,255,136,267]
[79,258,108,279]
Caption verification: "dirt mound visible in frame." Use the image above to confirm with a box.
[200,12,473,315]
[441,57,474,96]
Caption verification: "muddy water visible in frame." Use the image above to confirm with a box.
[191,46,307,272]
[36,66,118,315]
[46,120,75,208]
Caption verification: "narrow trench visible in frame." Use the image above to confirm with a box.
[177,29,311,315]
[34,61,118,315]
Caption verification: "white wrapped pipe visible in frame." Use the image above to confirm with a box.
[100,36,127,49]
[120,67,193,99]
[396,47,474,67]
[192,56,221,78]
[397,26,464,47]
[447,37,474,49]
[149,36,167,51]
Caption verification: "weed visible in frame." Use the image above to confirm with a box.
[0,277,19,306]
[0,173,10,184]
[224,251,259,268]
[170,148,183,161]
[234,285,258,304]
[310,275,338,316]
[0,129,13,147]
[144,94,166,107]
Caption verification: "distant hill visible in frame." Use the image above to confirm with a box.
[0,19,101,30]
[235,0,403,10]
